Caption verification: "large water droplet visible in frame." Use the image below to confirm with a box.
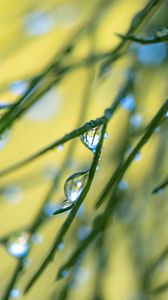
[64,171,89,202]
[7,232,30,258]
[80,126,102,152]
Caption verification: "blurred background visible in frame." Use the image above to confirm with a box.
[0,0,168,299]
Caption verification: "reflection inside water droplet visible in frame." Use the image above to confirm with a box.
[80,126,102,152]
[64,171,89,202]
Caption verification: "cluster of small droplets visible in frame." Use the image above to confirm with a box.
[7,232,30,258]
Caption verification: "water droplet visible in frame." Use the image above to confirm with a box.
[104,132,108,139]
[165,111,168,118]
[43,202,60,216]
[10,288,21,298]
[0,129,10,150]
[7,232,30,258]
[24,11,55,36]
[156,27,168,37]
[57,144,64,151]
[2,185,22,204]
[53,4,79,27]
[137,43,167,65]
[121,94,135,112]
[76,204,85,217]
[80,126,102,152]
[23,257,32,267]
[130,114,142,128]
[77,226,90,241]
[104,108,112,119]
[42,165,58,180]
[64,171,89,202]
[118,180,128,191]
[53,199,72,215]
[9,80,28,96]
[59,269,68,278]
[57,242,64,251]
[25,89,60,121]
[134,152,141,161]
[31,234,43,244]
[96,164,100,171]
[155,126,160,133]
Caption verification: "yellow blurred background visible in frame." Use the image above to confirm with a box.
[0,0,168,299]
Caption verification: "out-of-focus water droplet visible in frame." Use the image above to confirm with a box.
[121,94,135,112]
[74,267,90,287]
[42,165,58,180]
[2,185,23,204]
[43,202,60,216]
[130,114,142,128]
[7,232,30,258]
[57,144,64,151]
[156,27,168,37]
[23,257,32,267]
[104,132,108,139]
[0,129,10,150]
[76,204,85,217]
[53,4,79,27]
[137,43,167,65]
[80,126,102,152]
[134,152,141,161]
[25,89,60,121]
[77,226,90,241]
[104,108,112,119]
[64,171,89,202]
[165,111,168,118]
[31,234,43,244]
[155,126,160,133]
[96,164,100,171]
[59,269,68,278]
[118,180,128,191]
[10,288,21,299]
[24,11,54,36]
[9,80,28,96]
[57,242,64,251]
